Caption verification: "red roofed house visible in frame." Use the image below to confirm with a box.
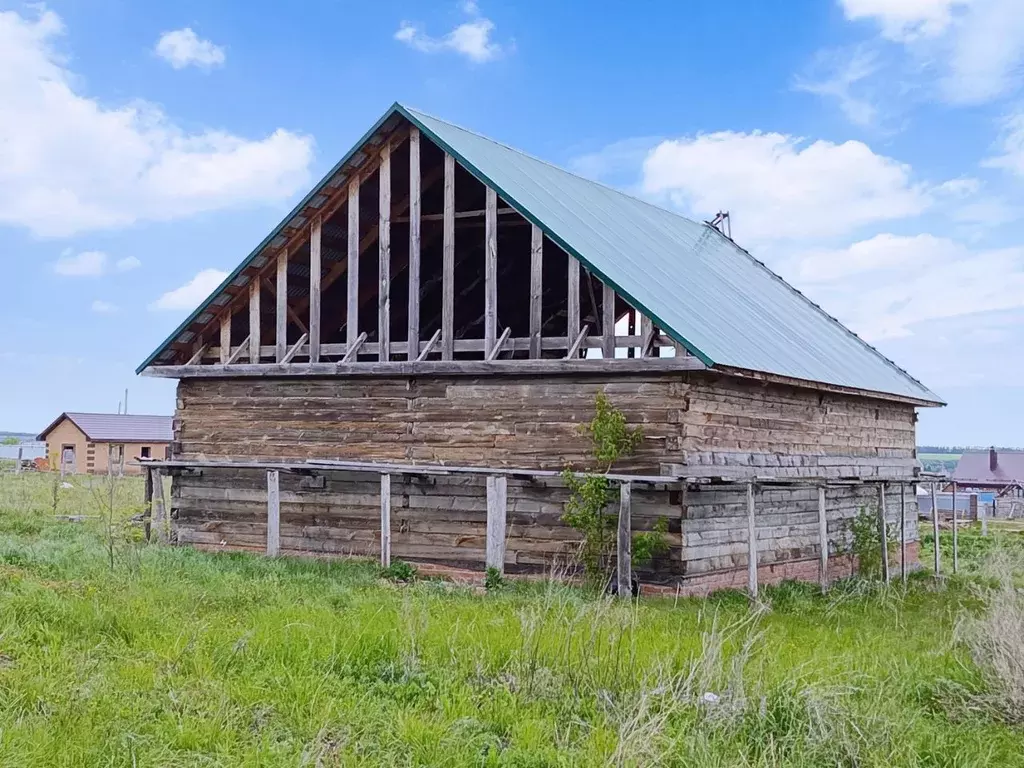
[37,413,173,475]
[951,447,1024,517]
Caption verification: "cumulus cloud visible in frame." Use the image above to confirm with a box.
[150,269,229,311]
[841,0,967,41]
[0,8,314,237]
[115,255,141,272]
[51,250,141,276]
[640,130,931,241]
[395,2,507,62]
[155,27,225,70]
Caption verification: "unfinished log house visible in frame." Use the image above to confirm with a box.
[137,103,943,593]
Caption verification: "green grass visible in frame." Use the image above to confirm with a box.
[1,474,1024,766]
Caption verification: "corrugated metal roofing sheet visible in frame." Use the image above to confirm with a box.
[400,106,940,404]
[38,413,173,443]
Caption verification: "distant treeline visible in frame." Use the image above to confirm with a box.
[919,445,1022,453]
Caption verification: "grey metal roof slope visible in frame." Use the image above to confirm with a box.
[38,413,173,443]
[399,106,941,405]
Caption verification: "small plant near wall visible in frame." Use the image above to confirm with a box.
[562,391,669,587]
[848,504,897,579]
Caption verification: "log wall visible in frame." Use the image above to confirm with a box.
[170,370,922,586]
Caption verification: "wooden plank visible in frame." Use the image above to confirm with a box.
[931,482,941,575]
[900,482,907,583]
[378,142,392,362]
[565,324,590,360]
[219,312,230,364]
[485,475,508,573]
[529,224,543,359]
[817,485,827,592]
[878,482,890,584]
[380,473,391,567]
[275,250,288,362]
[416,329,441,362]
[486,327,511,361]
[153,469,167,544]
[226,335,250,365]
[341,331,367,363]
[639,314,655,358]
[951,481,958,574]
[484,186,497,358]
[617,481,632,597]
[347,178,360,350]
[248,278,261,363]
[281,333,308,364]
[408,128,421,361]
[981,490,989,536]
[143,467,154,542]
[309,215,322,363]
[266,469,280,556]
[185,344,207,366]
[602,282,616,358]
[442,154,455,361]
[567,255,580,343]
[746,482,757,598]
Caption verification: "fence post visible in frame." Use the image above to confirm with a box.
[380,473,391,568]
[931,482,940,576]
[485,475,508,574]
[152,469,168,544]
[747,483,758,599]
[143,467,154,542]
[15,447,22,475]
[266,469,280,557]
[617,481,632,598]
[980,493,989,537]
[900,482,907,583]
[951,482,958,574]
[817,486,828,592]
[878,482,890,584]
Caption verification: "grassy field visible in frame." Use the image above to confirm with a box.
[1,473,1024,766]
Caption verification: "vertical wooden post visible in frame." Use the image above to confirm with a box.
[617,481,632,598]
[602,282,616,358]
[639,313,653,358]
[248,277,260,363]
[152,469,167,544]
[931,482,941,575]
[746,483,758,599]
[900,482,908,583]
[407,128,421,361]
[485,475,508,573]
[346,178,360,354]
[951,482,958,574]
[484,186,497,358]
[380,473,391,567]
[14,446,22,475]
[441,153,455,361]
[309,215,322,363]
[143,466,154,542]
[266,469,280,557]
[817,485,828,592]
[378,142,392,362]
[980,492,989,536]
[878,482,890,584]
[567,255,580,354]
[275,250,288,362]
[219,313,230,364]
[529,224,543,359]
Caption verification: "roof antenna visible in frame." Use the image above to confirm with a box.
[707,211,732,239]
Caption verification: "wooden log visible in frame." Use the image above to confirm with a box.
[484,186,497,358]
[219,314,230,365]
[900,482,907,583]
[567,255,580,344]
[529,224,543,359]
[248,278,261,363]
[746,482,757,598]
[276,250,288,362]
[143,466,154,542]
[380,473,392,567]
[379,142,392,362]
[186,344,208,366]
[878,482,890,584]
[153,469,167,544]
[602,282,615,358]
[931,482,941,575]
[817,485,827,592]
[486,475,508,573]
[341,331,367,363]
[639,314,655,358]
[408,128,421,361]
[617,481,632,598]
[951,481,958,574]
[442,153,455,361]
[266,469,280,556]
[309,214,322,363]
[347,178,360,350]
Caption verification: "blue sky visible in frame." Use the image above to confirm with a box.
[2,0,1023,445]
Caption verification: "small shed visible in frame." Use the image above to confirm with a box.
[37,413,172,475]
[136,103,942,592]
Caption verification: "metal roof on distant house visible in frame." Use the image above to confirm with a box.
[37,413,173,443]
[953,449,1024,486]
[137,102,942,405]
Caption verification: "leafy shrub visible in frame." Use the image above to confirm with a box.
[380,560,417,582]
[484,566,505,591]
[632,517,670,567]
[847,504,897,579]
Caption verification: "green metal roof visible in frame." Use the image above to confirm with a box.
[138,102,942,405]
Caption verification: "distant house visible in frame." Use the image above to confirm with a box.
[36,413,173,475]
[951,448,1024,517]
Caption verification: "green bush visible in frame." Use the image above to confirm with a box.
[380,559,417,582]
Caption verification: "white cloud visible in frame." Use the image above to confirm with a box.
[154,28,225,70]
[53,250,108,276]
[0,9,313,237]
[793,47,881,127]
[641,130,931,241]
[91,300,117,314]
[115,255,141,272]
[841,0,967,41]
[983,111,1024,177]
[395,2,506,62]
[150,269,229,311]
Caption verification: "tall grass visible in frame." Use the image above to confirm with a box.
[1,473,1023,765]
